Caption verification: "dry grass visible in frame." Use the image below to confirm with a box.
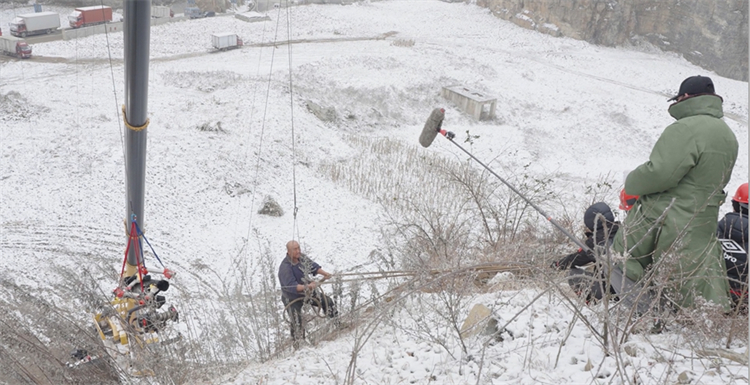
[2,135,746,384]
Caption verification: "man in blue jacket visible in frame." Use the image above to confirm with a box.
[278,240,338,347]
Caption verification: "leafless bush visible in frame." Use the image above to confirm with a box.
[317,134,747,384]
[319,135,565,270]
[161,70,245,93]
[0,238,296,384]
[0,91,50,123]
[177,237,288,364]
[391,39,415,47]
[0,270,121,385]
[196,121,226,133]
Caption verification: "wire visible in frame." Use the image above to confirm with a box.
[95,0,126,216]
[285,0,299,242]
[241,9,271,253]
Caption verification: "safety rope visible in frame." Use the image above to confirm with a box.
[281,274,336,325]
[286,0,299,242]
[279,263,530,322]
[133,219,166,269]
[99,0,126,191]
[273,262,533,357]
[120,219,145,293]
[240,7,271,257]
[282,292,325,323]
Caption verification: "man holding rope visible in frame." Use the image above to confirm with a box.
[278,240,339,348]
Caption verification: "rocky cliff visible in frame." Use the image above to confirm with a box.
[476,0,748,81]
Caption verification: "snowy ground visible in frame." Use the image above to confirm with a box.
[1,1,748,384]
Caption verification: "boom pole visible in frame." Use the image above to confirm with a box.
[123,0,151,270]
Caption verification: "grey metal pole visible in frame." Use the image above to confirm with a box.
[123,0,151,267]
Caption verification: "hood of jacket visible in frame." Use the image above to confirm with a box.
[668,94,724,120]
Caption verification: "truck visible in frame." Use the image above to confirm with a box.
[185,7,202,19]
[0,36,32,59]
[68,6,113,29]
[211,33,243,51]
[9,12,60,38]
[151,6,173,18]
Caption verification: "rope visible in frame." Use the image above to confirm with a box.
[121,105,150,132]
[133,230,144,293]
[275,264,528,289]
[286,0,299,239]
[240,8,271,257]
[99,0,126,191]
[282,281,336,324]
[315,264,528,285]
[272,262,533,356]
[133,219,166,269]
[282,293,324,323]
[119,221,134,283]
[120,220,144,293]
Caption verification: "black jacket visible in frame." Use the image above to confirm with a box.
[717,212,748,252]
[553,202,619,269]
[717,212,748,292]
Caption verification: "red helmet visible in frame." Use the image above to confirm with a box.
[733,183,748,206]
[619,189,639,211]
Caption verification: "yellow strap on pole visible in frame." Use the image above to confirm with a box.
[122,105,150,132]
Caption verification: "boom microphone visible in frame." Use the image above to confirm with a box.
[418,109,590,253]
[419,108,446,147]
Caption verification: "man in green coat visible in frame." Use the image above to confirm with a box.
[613,75,738,312]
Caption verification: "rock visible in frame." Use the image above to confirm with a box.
[477,0,748,81]
[306,101,338,123]
[258,196,284,217]
[460,304,496,339]
[624,345,638,357]
[224,181,251,197]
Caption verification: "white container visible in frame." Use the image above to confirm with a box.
[211,32,239,50]
[152,6,171,18]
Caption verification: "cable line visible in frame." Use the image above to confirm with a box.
[284,1,300,241]
[241,8,272,251]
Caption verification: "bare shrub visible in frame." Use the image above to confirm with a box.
[0,90,50,122]
[0,273,121,384]
[161,70,245,93]
[257,195,285,217]
[391,39,415,47]
[318,135,565,268]
[0,238,297,384]
[318,134,748,385]
[197,121,226,133]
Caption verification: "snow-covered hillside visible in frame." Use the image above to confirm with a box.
[1,1,748,384]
